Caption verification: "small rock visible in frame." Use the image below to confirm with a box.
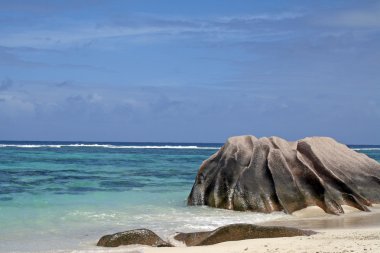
[97,229,173,247]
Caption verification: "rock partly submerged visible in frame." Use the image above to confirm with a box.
[188,136,380,214]
[97,229,173,247]
[174,223,316,246]
[97,225,316,248]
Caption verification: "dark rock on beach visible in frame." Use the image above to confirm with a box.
[97,229,173,247]
[188,135,380,214]
[174,223,316,246]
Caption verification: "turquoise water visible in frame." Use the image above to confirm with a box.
[0,142,379,252]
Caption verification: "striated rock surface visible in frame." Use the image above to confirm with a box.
[188,136,380,214]
[97,229,173,247]
[174,224,316,246]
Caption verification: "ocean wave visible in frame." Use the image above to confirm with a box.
[352,148,380,151]
[0,144,220,150]
[0,144,62,148]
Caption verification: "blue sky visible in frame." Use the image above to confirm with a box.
[0,0,379,143]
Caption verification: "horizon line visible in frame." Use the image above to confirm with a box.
[0,139,379,146]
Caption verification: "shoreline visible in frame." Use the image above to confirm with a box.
[124,205,380,253]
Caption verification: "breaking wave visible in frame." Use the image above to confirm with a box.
[0,144,220,150]
[352,148,380,151]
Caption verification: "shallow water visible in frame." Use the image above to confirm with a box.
[0,142,379,252]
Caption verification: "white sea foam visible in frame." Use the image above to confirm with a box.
[0,144,62,148]
[0,205,286,253]
[352,148,380,151]
[0,144,220,150]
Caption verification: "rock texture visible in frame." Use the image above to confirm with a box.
[188,136,380,214]
[97,229,173,247]
[174,224,316,246]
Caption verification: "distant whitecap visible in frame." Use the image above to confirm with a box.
[0,144,220,150]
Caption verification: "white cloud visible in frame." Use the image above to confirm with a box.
[318,7,380,29]
[0,12,302,49]
[0,94,36,116]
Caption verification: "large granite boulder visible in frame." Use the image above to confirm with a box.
[188,136,380,214]
[97,229,173,247]
[174,224,316,246]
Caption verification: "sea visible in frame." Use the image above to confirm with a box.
[0,141,379,252]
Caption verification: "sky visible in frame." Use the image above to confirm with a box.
[0,0,379,144]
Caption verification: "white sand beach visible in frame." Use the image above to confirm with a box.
[143,227,380,253]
